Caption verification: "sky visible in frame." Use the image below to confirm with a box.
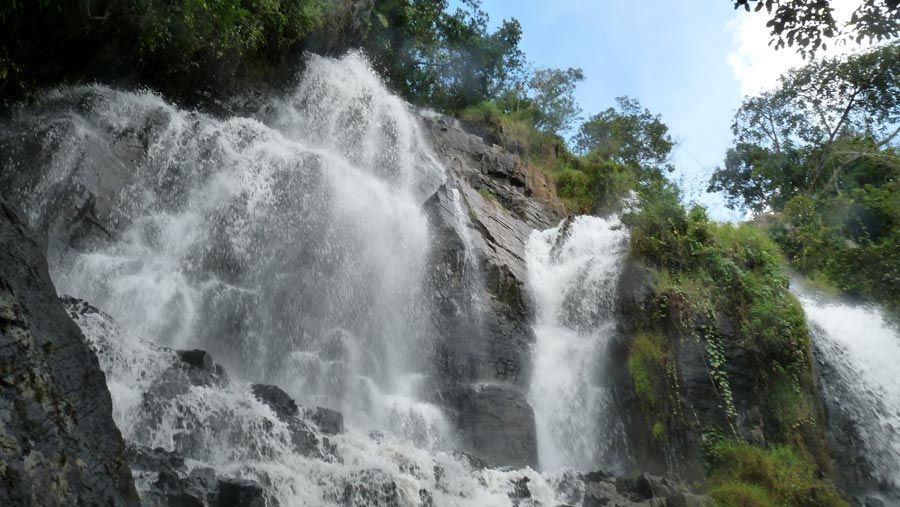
[476,0,865,220]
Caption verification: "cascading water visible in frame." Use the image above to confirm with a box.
[10,53,450,442]
[525,215,630,472]
[793,283,900,500]
[0,52,616,505]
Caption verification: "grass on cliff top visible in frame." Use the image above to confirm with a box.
[706,440,848,507]
[460,100,638,214]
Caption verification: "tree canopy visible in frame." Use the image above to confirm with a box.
[709,44,900,212]
[710,43,900,308]
[732,0,900,57]
[575,96,675,169]
[353,0,526,112]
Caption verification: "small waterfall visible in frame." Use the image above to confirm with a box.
[525,215,630,472]
[794,283,900,499]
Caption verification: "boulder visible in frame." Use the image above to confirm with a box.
[216,478,270,507]
[306,406,344,435]
[252,383,299,420]
[0,194,139,505]
[438,383,538,468]
[179,349,218,373]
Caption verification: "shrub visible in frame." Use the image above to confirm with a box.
[627,332,666,406]
[706,440,848,507]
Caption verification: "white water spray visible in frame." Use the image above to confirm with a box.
[794,284,900,497]
[1,52,617,505]
[525,215,630,472]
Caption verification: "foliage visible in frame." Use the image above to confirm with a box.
[628,332,667,407]
[0,0,334,98]
[709,45,900,311]
[710,45,900,212]
[706,440,848,506]
[0,0,528,110]
[349,0,526,113]
[768,181,900,310]
[528,67,584,134]
[732,0,899,58]
[575,96,675,169]
[624,185,830,464]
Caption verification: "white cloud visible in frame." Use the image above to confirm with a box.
[726,0,871,96]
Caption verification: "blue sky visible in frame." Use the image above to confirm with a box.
[475,0,848,219]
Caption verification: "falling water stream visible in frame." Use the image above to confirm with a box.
[793,283,900,501]
[0,52,594,506]
[525,215,630,472]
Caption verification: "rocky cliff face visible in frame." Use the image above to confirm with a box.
[419,114,566,467]
[0,195,139,506]
[611,258,831,482]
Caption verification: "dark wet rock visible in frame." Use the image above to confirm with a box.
[305,405,344,435]
[217,478,270,507]
[419,114,565,468]
[579,471,710,507]
[421,113,564,391]
[128,444,185,475]
[179,349,218,373]
[339,469,406,506]
[438,383,538,468]
[250,384,341,460]
[252,383,299,420]
[154,468,217,507]
[612,257,807,480]
[864,496,886,507]
[130,443,273,507]
[0,194,139,505]
[510,476,532,499]
[634,473,677,499]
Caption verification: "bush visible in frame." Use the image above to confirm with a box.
[0,0,334,98]
[769,184,900,311]
[706,440,848,507]
[628,332,666,406]
[625,188,830,468]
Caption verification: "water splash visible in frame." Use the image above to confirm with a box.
[68,298,586,506]
[793,284,900,498]
[4,53,451,440]
[525,215,630,472]
[0,51,646,505]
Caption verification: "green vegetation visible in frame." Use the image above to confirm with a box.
[0,0,528,107]
[706,440,847,507]
[731,0,899,58]
[460,93,670,214]
[628,332,666,407]
[0,0,334,98]
[709,44,900,311]
[625,185,824,449]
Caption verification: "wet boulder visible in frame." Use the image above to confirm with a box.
[0,194,139,505]
[438,383,538,468]
[217,478,270,507]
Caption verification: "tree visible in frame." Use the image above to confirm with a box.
[354,0,526,112]
[575,96,675,168]
[526,66,584,134]
[731,0,900,58]
[709,44,900,211]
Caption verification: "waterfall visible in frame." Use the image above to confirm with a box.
[525,215,630,472]
[5,53,455,443]
[793,284,900,500]
[0,51,624,505]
